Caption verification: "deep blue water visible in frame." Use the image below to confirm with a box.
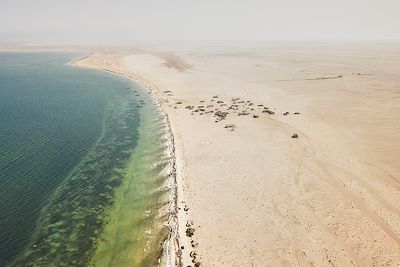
[0,53,140,266]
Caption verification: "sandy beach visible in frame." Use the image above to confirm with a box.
[73,43,400,267]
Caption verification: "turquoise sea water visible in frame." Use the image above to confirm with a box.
[0,53,170,266]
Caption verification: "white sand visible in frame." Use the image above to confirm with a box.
[74,43,400,266]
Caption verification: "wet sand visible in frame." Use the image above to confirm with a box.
[73,43,400,266]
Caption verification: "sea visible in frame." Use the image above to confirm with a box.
[0,52,171,266]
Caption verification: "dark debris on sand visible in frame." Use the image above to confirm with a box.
[170,94,302,133]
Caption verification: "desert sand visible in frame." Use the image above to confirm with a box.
[74,43,400,267]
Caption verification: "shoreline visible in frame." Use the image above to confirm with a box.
[72,46,400,266]
[2,45,400,265]
[71,56,183,267]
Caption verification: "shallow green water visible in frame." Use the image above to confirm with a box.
[0,53,170,266]
[88,98,171,267]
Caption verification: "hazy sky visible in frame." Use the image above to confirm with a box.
[1,0,400,44]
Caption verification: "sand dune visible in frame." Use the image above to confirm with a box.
[74,43,400,267]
